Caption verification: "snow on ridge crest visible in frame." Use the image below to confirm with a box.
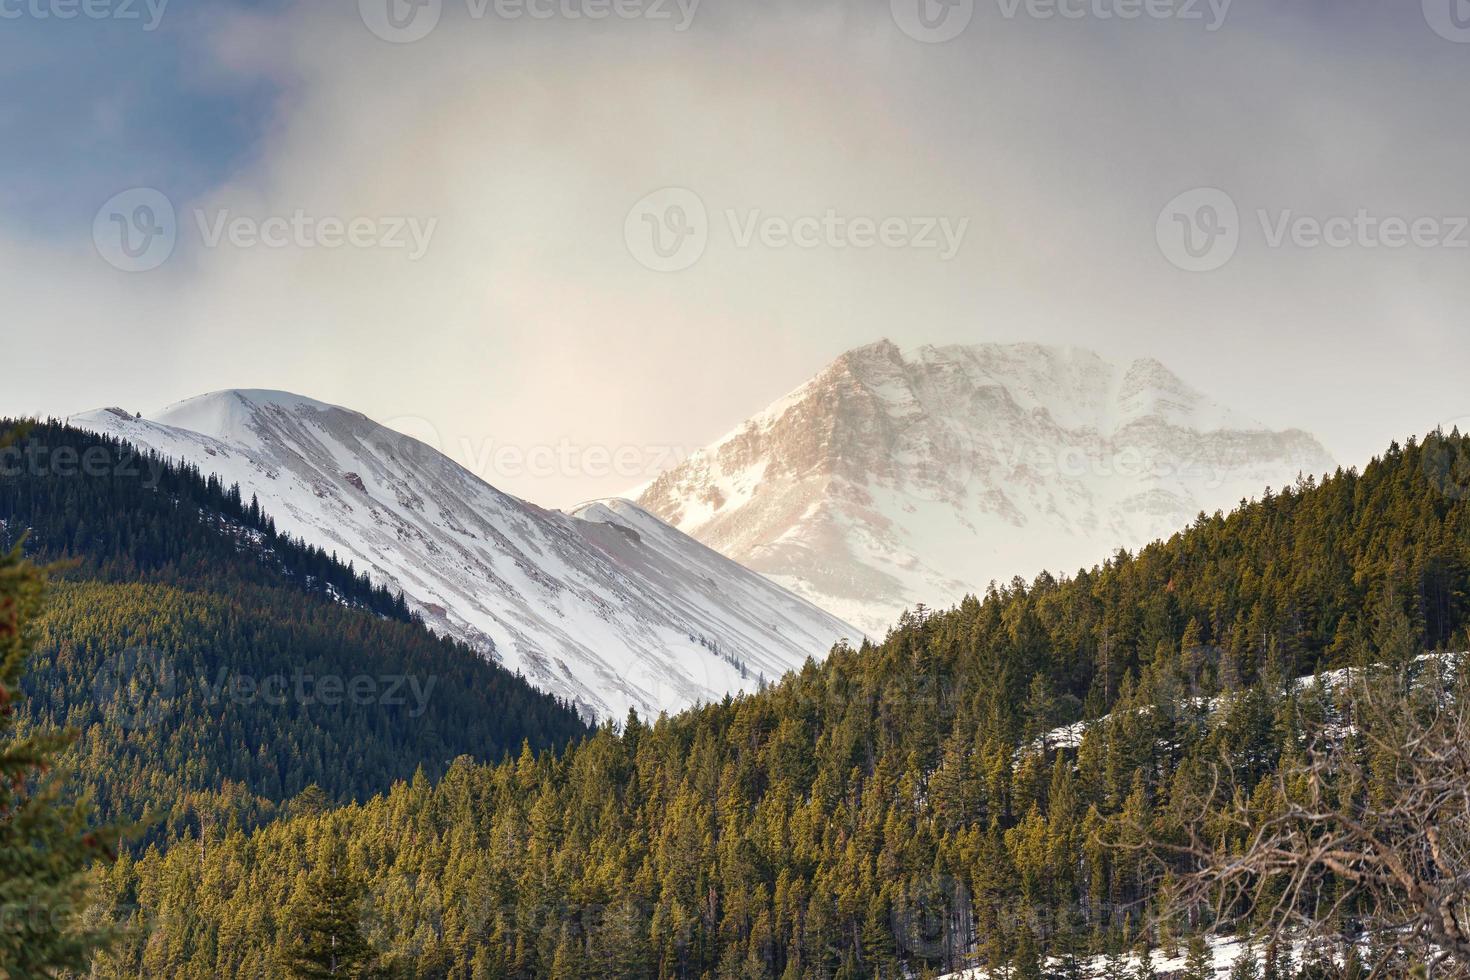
[72,391,858,722]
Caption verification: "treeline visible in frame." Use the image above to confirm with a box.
[82,432,1470,977]
[0,422,591,841]
[0,418,411,621]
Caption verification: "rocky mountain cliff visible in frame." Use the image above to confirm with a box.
[636,340,1336,636]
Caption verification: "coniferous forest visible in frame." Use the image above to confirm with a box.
[0,422,590,841]
[11,2,1468,976]
[6,422,1470,977]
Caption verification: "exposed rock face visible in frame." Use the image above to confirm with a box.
[637,340,1336,636]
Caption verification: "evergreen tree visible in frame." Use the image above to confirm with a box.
[281,842,373,978]
[1101,947,1131,980]
[1228,937,1260,980]
[1260,939,1292,980]
[1013,922,1044,980]
[1131,943,1159,980]
[0,536,120,974]
[1053,909,1091,980]
[1184,934,1213,980]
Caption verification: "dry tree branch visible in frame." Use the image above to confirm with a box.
[1116,656,1470,977]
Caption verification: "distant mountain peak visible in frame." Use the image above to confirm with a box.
[839,337,904,363]
[637,340,1335,636]
[157,388,342,416]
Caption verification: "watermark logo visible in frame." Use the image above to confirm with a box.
[94,189,438,271]
[625,187,709,273]
[93,188,176,273]
[1156,187,1239,273]
[893,0,1230,39]
[381,414,447,462]
[92,646,176,732]
[987,438,1231,490]
[1424,0,1470,42]
[466,0,699,28]
[891,0,974,42]
[360,0,442,42]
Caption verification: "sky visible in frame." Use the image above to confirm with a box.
[3,0,1470,507]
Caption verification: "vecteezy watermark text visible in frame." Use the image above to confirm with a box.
[206,669,438,719]
[1157,187,1470,272]
[1257,210,1470,251]
[359,0,699,43]
[890,0,1229,43]
[0,442,165,488]
[93,648,442,729]
[995,0,1229,28]
[93,188,438,272]
[455,439,687,482]
[625,188,969,272]
[194,209,437,260]
[0,0,168,29]
[380,416,690,485]
[726,210,969,258]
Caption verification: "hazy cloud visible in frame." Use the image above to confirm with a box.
[3,0,1469,505]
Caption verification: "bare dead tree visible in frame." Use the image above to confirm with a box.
[1139,656,1470,977]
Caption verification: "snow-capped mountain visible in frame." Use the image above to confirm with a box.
[74,391,857,721]
[635,340,1337,637]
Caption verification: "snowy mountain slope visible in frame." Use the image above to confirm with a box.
[73,391,857,721]
[635,340,1337,637]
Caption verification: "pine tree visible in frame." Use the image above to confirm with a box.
[1013,922,1044,980]
[1296,940,1334,980]
[281,840,373,978]
[1053,907,1091,980]
[1184,934,1213,980]
[1132,943,1160,980]
[1228,937,1260,980]
[0,536,120,974]
[1260,939,1292,980]
[1102,947,1131,980]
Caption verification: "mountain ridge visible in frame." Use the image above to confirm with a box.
[636,339,1337,635]
[73,390,858,722]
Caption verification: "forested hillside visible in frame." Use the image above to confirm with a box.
[1,418,412,616]
[0,421,590,838]
[85,432,1470,977]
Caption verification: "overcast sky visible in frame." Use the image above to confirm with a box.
[3,0,1469,506]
